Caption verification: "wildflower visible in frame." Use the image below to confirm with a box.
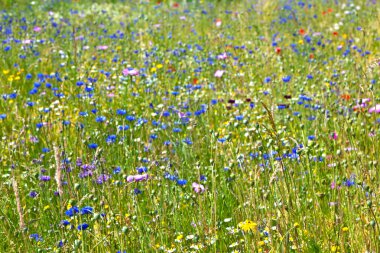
[80,206,93,215]
[88,143,98,149]
[215,18,222,27]
[369,104,380,113]
[29,233,42,242]
[214,70,225,78]
[282,76,291,82]
[177,179,187,186]
[122,68,139,76]
[29,191,38,198]
[61,220,70,226]
[238,220,257,232]
[217,52,227,60]
[65,206,79,217]
[77,223,89,230]
[126,174,149,183]
[40,175,51,181]
[192,182,205,193]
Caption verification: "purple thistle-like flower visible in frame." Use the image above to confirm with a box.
[39,175,51,181]
[96,174,110,184]
[29,191,38,198]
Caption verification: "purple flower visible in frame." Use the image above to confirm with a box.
[192,182,205,193]
[126,174,149,183]
[39,175,51,181]
[29,191,38,198]
[369,104,380,113]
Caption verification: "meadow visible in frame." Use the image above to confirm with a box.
[0,0,379,252]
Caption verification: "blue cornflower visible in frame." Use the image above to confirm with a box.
[88,143,98,149]
[173,128,181,133]
[116,109,126,115]
[29,191,38,198]
[282,76,291,82]
[29,233,42,242]
[137,167,148,174]
[96,116,106,122]
[77,223,89,230]
[65,206,79,217]
[106,135,117,143]
[80,206,93,215]
[113,167,121,174]
[126,115,135,121]
[177,179,187,186]
[134,188,142,195]
[61,220,70,226]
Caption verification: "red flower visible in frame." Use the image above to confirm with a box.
[275,47,281,54]
[299,28,306,35]
[332,31,338,36]
[309,53,314,59]
[173,2,179,8]
[193,78,198,84]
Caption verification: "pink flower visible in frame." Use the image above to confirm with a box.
[33,26,41,32]
[97,45,108,50]
[192,182,205,193]
[122,68,139,76]
[369,104,380,113]
[214,70,225,78]
[217,52,228,60]
[22,39,32,44]
[330,132,338,140]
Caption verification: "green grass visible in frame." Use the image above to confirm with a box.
[0,0,379,252]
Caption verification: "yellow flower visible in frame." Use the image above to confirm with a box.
[238,220,257,232]
[67,203,72,210]
[294,222,300,228]
[342,227,349,232]
[151,67,157,72]
[176,234,183,242]
[258,241,265,246]
[2,70,9,75]
[157,64,163,69]
[44,205,50,211]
